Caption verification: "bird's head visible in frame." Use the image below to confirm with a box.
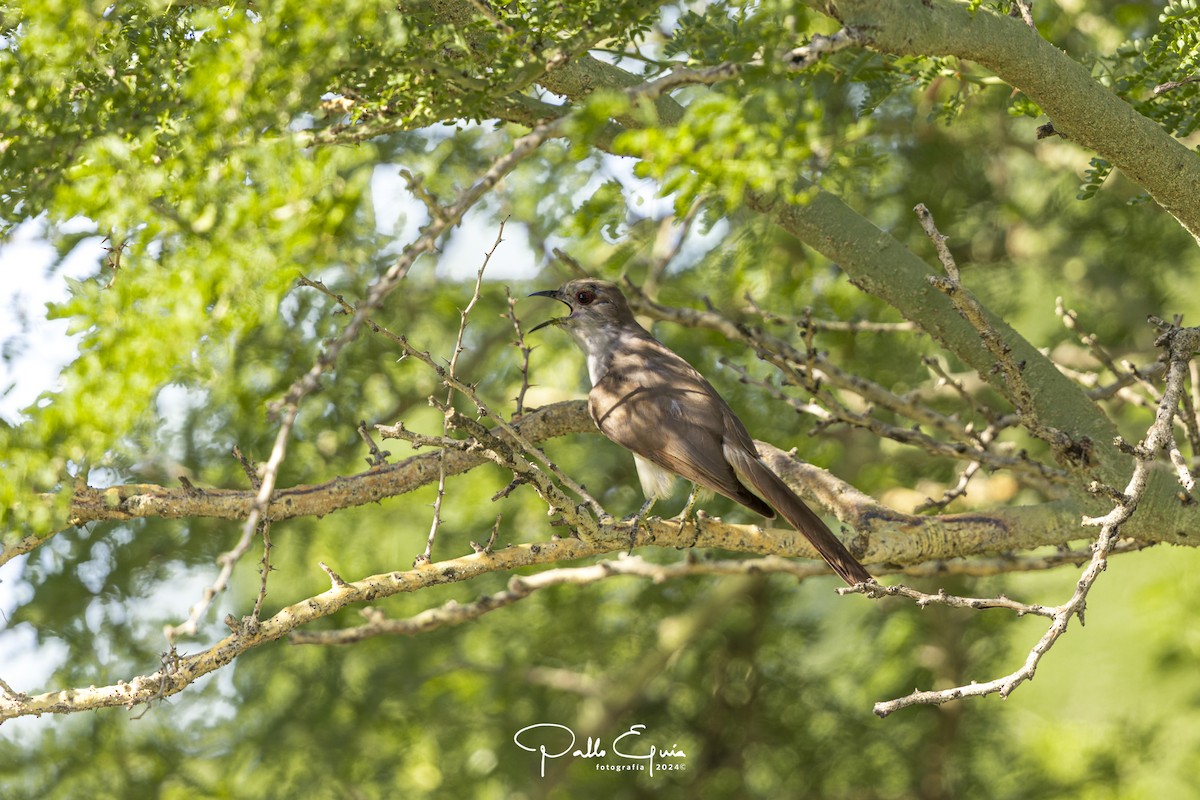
[527,279,636,337]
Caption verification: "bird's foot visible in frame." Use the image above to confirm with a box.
[671,484,703,541]
[623,497,656,554]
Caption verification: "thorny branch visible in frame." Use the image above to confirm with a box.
[505,286,535,416]
[919,204,1083,465]
[164,448,273,642]
[290,535,1156,646]
[625,282,1069,490]
[300,279,605,533]
[744,293,918,334]
[643,201,706,296]
[416,221,507,566]
[841,581,1055,618]
[786,29,857,70]
[871,320,1200,717]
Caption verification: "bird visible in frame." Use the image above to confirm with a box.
[529,278,873,586]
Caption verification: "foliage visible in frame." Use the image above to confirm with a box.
[1104,0,1200,137]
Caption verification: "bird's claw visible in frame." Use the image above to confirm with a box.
[622,498,656,554]
[671,483,703,540]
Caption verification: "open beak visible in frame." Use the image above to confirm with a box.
[527,289,571,333]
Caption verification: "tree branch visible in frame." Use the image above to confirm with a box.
[872,322,1200,716]
[294,538,1154,646]
[59,402,591,529]
[819,0,1200,243]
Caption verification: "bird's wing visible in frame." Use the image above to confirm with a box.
[589,335,772,516]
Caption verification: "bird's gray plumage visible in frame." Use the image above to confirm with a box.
[530,278,872,586]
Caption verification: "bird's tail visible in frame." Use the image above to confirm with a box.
[726,446,873,586]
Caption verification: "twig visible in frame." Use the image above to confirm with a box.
[416,221,506,566]
[252,522,273,622]
[374,419,466,450]
[746,292,918,335]
[130,646,181,719]
[923,355,1006,429]
[505,286,535,416]
[225,448,275,625]
[233,446,276,624]
[786,29,857,70]
[165,449,272,642]
[356,421,392,467]
[914,459,983,513]
[232,446,259,486]
[914,203,959,281]
[319,561,349,589]
[463,0,514,34]
[0,677,29,702]
[644,200,705,295]
[1152,75,1200,95]
[471,514,503,555]
[398,168,443,221]
[1056,297,1147,398]
[101,237,127,288]
[1190,360,1200,457]
[1009,0,1036,30]
[842,582,1054,617]
[551,247,590,279]
[1174,361,1200,475]
[920,205,1081,463]
[637,61,744,95]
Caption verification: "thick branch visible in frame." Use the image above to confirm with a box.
[52,399,1193,574]
[0,503,1156,721]
[62,402,592,528]
[296,548,1139,646]
[820,0,1200,243]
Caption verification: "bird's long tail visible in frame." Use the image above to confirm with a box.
[726,446,873,586]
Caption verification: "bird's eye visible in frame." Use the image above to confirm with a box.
[576,290,595,305]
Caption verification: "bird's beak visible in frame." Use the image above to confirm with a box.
[527,289,571,333]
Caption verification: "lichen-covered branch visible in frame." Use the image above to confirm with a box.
[818,0,1200,243]
[55,402,592,527]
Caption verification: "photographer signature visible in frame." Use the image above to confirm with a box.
[513,723,687,777]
